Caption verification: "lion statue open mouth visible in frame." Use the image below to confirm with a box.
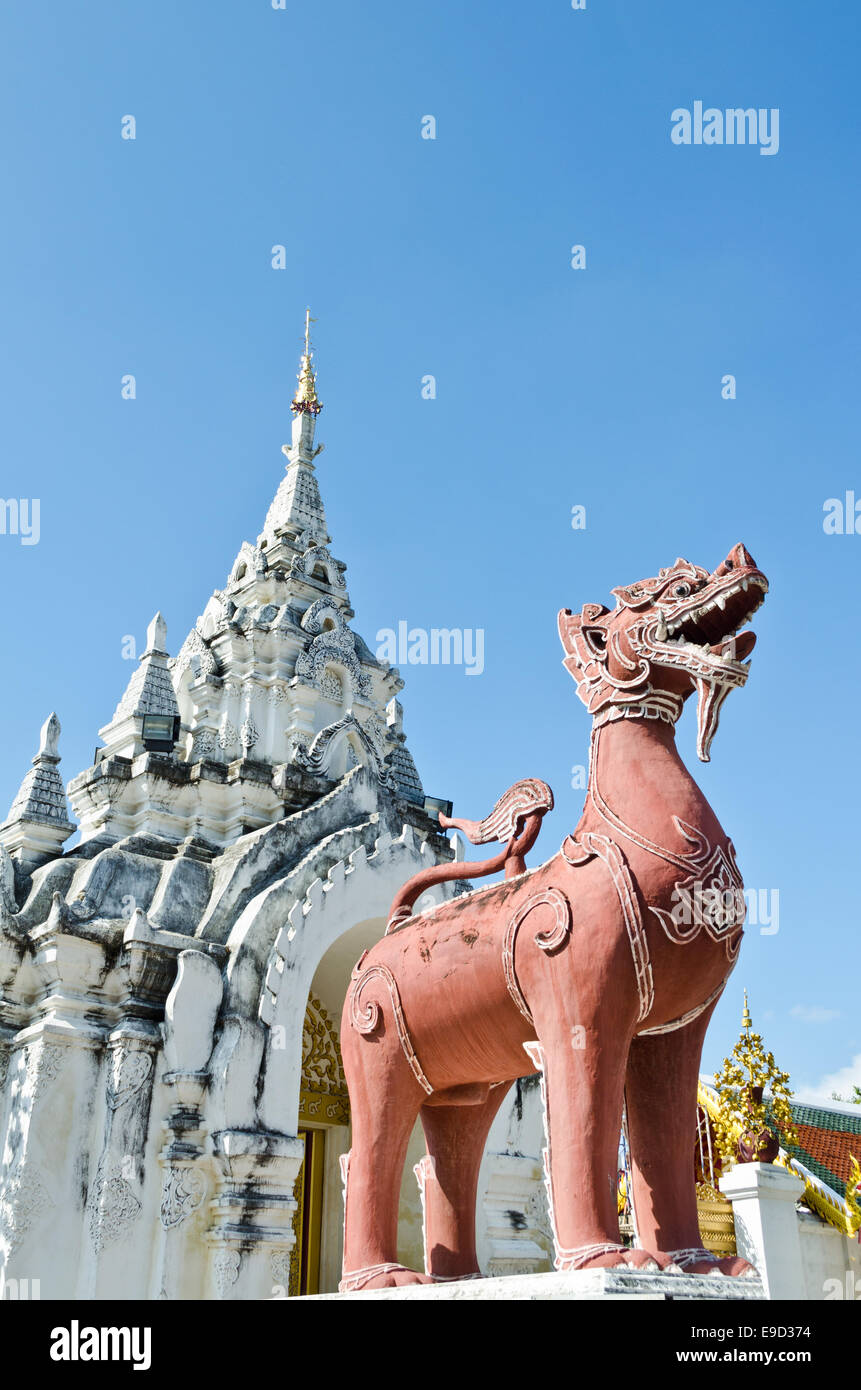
[560,542,768,761]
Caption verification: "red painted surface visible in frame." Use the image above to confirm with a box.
[340,546,766,1289]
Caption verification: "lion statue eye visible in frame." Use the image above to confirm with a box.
[673,583,691,598]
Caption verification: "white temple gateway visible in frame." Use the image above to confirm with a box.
[0,318,553,1300]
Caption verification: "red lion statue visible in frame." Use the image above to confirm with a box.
[340,544,766,1290]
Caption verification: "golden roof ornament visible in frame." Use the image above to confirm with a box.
[710,990,799,1166]
[291,307,323,416]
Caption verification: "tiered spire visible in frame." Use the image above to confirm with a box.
[67,312,429,848]
[261,310,329,546]
[98,613,181,759]
[0,713,76,868]
[386,699,425,806]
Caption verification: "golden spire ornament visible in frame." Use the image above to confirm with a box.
[291,307,323,416]
[711,992,799,1165]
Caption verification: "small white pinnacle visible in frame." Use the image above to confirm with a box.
[38,712,61,759]
[146,612,168,654]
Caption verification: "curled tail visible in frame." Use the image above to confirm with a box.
[386,778,554,931]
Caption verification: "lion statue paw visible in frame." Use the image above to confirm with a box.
[339,1263,434,1293]
[665,1248,759,1278]
[559,1242,663,1272]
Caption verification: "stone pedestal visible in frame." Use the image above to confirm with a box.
[305,1268,764,1301]
[720,1161,806,1300]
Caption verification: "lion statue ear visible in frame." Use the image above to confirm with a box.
[558,605,610,680]
[558,608,581,666]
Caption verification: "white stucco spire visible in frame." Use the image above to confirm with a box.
[38,711,61,759]
[68,318,424,847]
[98,613,180,760]
[0,712,76,868]
[385,698,425,807]
[146,611,168,656]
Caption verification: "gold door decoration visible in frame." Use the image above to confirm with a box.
[298,993,350,1126]
[289,1127,326,1297]
[289,993,351,1296]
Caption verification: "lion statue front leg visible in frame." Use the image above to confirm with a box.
[623,1007,758,1279]
[518,921,667,1274]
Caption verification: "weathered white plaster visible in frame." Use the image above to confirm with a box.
[306,1268,765,1301]
[797,1210,860,1301]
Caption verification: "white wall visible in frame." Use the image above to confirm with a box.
[799,1211,860,1301]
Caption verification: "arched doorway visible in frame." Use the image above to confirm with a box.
[288,993,349,1296]
[288,918,429,1295]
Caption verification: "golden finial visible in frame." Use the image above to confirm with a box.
[291,307,323,415]
[742,989,752,1034]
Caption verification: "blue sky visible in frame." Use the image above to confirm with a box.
[1,1,858,1100]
